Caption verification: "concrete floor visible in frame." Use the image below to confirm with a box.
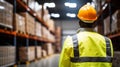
[17,54,60,67]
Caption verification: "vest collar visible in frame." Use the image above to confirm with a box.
[77,28,96,33]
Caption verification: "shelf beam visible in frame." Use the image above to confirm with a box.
[108,32,120,39]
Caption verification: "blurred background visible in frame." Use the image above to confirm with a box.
[0,0,120,67]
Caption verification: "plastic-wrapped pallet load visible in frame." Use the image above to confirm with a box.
[0,46,15,66]
[104,16,110,35]
[20,12,35,35]
[0,0,13,29]
[19,46,35,62]
[14,13,25,33]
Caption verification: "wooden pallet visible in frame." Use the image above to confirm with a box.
[0,23,13,31]
[17,59,36,65]
[16,30,26,35]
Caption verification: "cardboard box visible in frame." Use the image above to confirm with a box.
[47,19,55,32]
[42,49,47,57]
[19,46,35,62]
[0,1,13,29]
[43,9,50,22]
[36,46,42,58]
[42,26,48,38]
[42,26,55,42]
[35,21,42,37]
[0,46,15,66]
[56,26,61,38]
[20,12,35,35]
[14,13,25,33]
[42,43,54,55]
[36,9,42,19]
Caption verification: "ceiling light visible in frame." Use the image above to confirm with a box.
[49,2,56,8]
[64,2,77,8]
[0,0,4,2]
[51,13,60,18]
[66,13,76,18]
[44,2,56,8]
[0,6,4,10]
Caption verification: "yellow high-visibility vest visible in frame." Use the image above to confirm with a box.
[59,28,113,67]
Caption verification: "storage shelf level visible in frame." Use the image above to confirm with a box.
[0,29,55,43]
[108,32,120,39]
[16,0,48,29]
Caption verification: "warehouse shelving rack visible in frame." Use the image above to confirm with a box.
[0,0,56,66]
[0,29,16,67]
[96,0,120,51]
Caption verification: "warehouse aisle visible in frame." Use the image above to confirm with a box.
[18,54,60,67]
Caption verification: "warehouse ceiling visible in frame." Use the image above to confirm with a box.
[36,0,92,20]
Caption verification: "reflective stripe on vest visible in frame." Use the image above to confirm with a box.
[71,35,112,63]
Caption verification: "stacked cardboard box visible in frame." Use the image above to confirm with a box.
[43,9,50,23]
[104,16,110,35]
[113,51,120,67]
[0,46,15,66]
[35,46,42,58]
[42,26,55,41]
[55,27,62,52]
[47,19,55,32]
[19,46,35,62]
[36,9,42,19]
[14,13,25,33]
[35,21,42,37]
[20,12,35,35]
[42,43,54,55]
[42,49,47,57]
[47,31,55,42]
[0,1,13,29]
[42,26,48,38]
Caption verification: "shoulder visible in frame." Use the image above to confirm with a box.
[63,36,73,48]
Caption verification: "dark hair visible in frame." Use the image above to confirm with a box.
[79,20,95,28]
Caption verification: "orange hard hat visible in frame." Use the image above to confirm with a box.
[77,3,97,23]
